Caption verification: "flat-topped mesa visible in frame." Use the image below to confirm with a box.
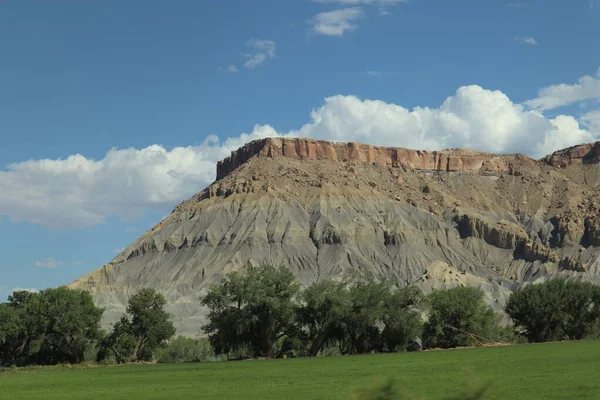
[542,141,600,167]
[216,138,529,180]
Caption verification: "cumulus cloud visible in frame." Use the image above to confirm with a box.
[312,8,364,36]
[525,69,600,111]
[34,258,63,268]
[243,39,276,69]
[1,84,597,229]
[0,125,280,229]
[282,86,594,157]
[12,287,38,293]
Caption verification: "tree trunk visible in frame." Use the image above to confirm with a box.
[309,334,325,357]
[131,335,144,361]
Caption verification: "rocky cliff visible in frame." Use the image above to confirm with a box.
[216,138,533,179]
[70,138,600,336]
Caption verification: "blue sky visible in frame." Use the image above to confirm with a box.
[1,0,599,298]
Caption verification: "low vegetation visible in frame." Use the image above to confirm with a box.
[156,336,222,363]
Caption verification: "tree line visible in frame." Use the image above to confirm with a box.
[201,266,600,359]
[2,265,600,366]
[0,287,175,367]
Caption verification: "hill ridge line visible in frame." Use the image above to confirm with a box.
[217,138,600,181]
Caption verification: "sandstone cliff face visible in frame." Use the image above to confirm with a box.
[543,142,600,167]
[216,138,532,180]
[71,138,600,336]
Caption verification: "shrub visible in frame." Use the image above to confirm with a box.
[423,287,499,349]
[156,336,222,363]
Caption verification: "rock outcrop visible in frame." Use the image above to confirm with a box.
[216,138,533,180]
[542,142,600,167]
[70,138,600,336]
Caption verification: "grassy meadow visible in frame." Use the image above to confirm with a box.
[1,340,599,400]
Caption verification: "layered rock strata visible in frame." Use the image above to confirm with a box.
[70,138,600,336]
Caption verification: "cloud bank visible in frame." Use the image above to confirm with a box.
[1,75,598,229]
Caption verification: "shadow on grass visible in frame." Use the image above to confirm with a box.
[352,375,493,400]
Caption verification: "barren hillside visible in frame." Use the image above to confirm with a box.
[69,138,600,335]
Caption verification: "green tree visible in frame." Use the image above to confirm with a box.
[201,265,300,358]
[380,286,423,352]
[0,291,34,366]
[0,303,25,366]
[1,288,103,366]
[98,288,175,363]
[297,280,348,356]
[97,316,136,364]
[505,279,600,342]
[423,286,498,349]
[339,278,389,354]
[28,287,104,364]
[126,288,176,361]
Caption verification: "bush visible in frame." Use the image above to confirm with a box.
[423,287,499,349]
[156,336,222,363]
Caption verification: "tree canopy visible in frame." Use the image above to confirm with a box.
[423,286,499,349]
[505,279,600,342]
[99,288,176,363]
[0,287,104,366]
[201,265,300,358]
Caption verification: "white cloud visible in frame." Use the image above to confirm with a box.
[217,65,239,73]
[582,110,600,134]
[516,36,538,45]
[243,39,276,69]
[525,69,600,111]
[12,287,38,293]
[126,227,139,232]
[73,260,85,265]
[113,248,124,254]
[312,8,364,36]
[312,0,407,4]
[0,126,276,229]
[282,87,594,158]
[0,83,597,229]
[34,258,63,268]
[311,0,407,36]
[365,70,382,76]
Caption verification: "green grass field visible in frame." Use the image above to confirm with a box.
[1,341,599,400]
